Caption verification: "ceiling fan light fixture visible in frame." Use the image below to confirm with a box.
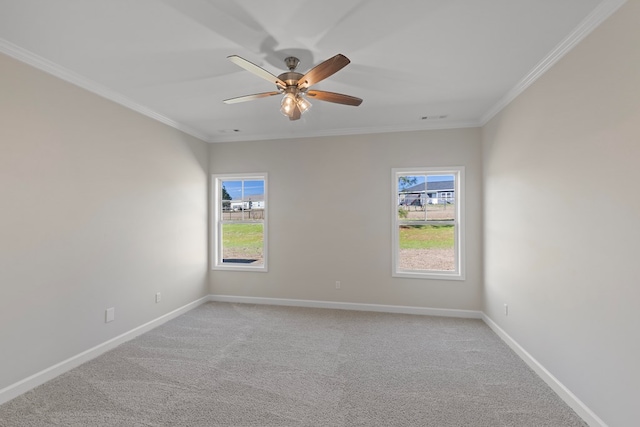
[296,95,312,114]
[280,93,296,117]
[280,93,311,119]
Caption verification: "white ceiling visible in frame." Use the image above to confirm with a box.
[0,0,624,143]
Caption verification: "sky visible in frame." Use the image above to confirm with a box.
[404,174,454,183]
[222,179,264,200]
[398,174,454,190]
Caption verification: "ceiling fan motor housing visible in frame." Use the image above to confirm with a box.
[277,71,304,89]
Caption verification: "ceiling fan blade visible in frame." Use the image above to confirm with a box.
[228,55,286,89]
[306,90,363,106]
[297,54,350,89]
[223,91,281,104]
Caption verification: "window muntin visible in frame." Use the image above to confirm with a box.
[212,174,267,271]
[392,167,464,280]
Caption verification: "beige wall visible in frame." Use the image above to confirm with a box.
[482,1,640,425]
[3,2,637,423]
[209,129,483,311]
[0,53,210,390]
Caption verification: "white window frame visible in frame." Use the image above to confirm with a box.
[392,167,465,280]
[211,173,268,272]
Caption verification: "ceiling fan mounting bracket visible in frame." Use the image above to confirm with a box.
[284,56,300,71]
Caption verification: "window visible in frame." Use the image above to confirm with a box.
[212,173,267,271]
[392,167,464,280]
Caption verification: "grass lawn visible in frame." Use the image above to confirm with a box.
[222,223,451,254]
[222,223,263,251]
[399,225,454,249]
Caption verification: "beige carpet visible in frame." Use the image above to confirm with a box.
[0,302,587,426]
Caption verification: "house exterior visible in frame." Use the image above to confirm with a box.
[398,181,454,206]
[230,196,265,211]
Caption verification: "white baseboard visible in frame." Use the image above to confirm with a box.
[481,314,607,427]
[208,294,483,319]
[0,295,210,406]
[3,294,599,427]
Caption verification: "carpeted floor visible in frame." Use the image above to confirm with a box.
[0,302,587,426]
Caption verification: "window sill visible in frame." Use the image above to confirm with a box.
[212,265,268,273]
[393,270,465,281]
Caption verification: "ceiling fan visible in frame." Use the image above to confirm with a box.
[223,54,363,121]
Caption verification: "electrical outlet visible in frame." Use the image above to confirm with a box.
[504,304,509,316]
[155,292,161,303]
[105,307,115,323]
[335,281,341,290]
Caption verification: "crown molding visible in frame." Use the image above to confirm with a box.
[0,37,476,144]
[2,0,625,144]
[480,0,627,125]
[206,120,481,143]
[0,38,210,143]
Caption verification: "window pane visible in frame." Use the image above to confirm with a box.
[221,180,241,217]
[398,225,455,271]
[221,180,242,199]
[243,180,265,200]
[397,175,425,220]
[424,202,455,221]
[242,180,265,220]
[220,179,265,220]
[221,223,264,266]
[425,174,455,221]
